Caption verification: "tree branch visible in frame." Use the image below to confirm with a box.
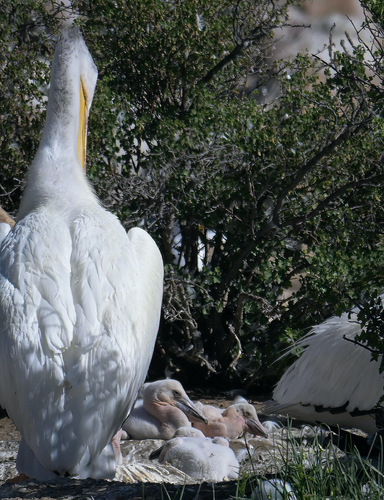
[285,172,384,228]
[199,8,280,86]
[272,116,373,226]
[199,41,249,85]
[343,334,381,355]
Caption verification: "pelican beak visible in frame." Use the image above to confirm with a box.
[246,417,268,438]
[175,398,208,424]
[77,78,88,170]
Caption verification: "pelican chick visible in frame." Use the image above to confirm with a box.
[122,379,207,440]
[193,402,268,439]
[151,428,239,482]
[232,402,269,437]
[193,401,223,421]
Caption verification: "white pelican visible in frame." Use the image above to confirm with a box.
[122,379,207,439]
[269,303,384,433]
[0,28,163,480]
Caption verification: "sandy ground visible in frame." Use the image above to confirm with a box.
[0,397,281,499]
[0,398,359,500]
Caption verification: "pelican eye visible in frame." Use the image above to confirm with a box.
[173,390,181,398]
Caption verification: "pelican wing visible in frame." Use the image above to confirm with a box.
[273,312,384,415]
[0,206,163,477]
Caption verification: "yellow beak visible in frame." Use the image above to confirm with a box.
[77,78,88,170]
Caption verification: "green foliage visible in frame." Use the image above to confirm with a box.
[355,292,384,370]
[0,1,58,214]
[1,0,384,390]
[361,0,384,25]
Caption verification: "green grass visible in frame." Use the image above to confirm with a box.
[238,423,384,499]
[156,423,384,499]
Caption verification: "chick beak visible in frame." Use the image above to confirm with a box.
[175,398,208,424]
[246,417,269,438]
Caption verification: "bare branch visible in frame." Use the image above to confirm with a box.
[285,172,384,228]
[199,41,249,85]
[343,334,381,354]
[228,325,243,370]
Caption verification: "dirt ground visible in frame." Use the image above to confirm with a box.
[0,397,272,500]
[0,413,20,442]
[0,394,363,500]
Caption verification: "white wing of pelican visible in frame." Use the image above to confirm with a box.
[270,305,384,433]
[0,28,163,480]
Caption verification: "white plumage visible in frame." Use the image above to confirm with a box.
[155,429,239,482]
[0,223,11,245]
[251,479,297,500]
[271,304,384,432]
[0,28,163,479]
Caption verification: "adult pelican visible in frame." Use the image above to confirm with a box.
[0,28,163,480]
[269,301,384,433]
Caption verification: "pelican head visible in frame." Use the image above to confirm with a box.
[146,379,208,424]
[49,27,97,170]
[18,28,98,219]
[230,402,268,438]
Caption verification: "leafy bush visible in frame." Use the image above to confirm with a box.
[1,0,384,390]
